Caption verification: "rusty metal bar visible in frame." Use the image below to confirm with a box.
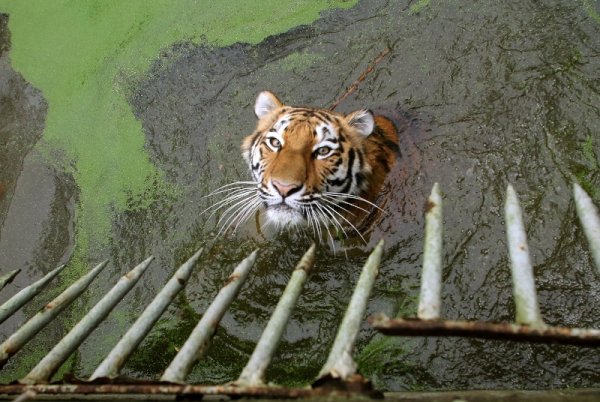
[21,257,154,384]
[90,249,203,380]
[0,383,341,398]
[0,261,108,367]
[418,183,443,320]
[236,244,315,386]
[369,315,600,346]
[505,184,544,328]
[317,240,383,381]
[0,268,20,292]
[574,183,600,274]
[161,250,258,384]
[0,264,66,325]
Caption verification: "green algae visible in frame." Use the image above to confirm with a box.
[276,50,327,72]
[0,0,356,267]
[409,0,431,15]
[583,0,600,24]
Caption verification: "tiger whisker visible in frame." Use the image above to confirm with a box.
[201,184,258,201]
[314,201,348,240]
[218,196,261,236]
[320,209,337,255]
[233,199,263,232]
[319,201,367,245]
[201,188,257,218]
[312,202,339,254]
[201,181,259,199]
[319,194,370,215]
[318,196,359,218]
[323,191,385,213]
[216,195,256,227]
[307,206,322,241]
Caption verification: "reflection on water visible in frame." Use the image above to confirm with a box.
[1,0,600,391]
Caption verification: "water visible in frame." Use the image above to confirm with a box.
[1,0,599,391]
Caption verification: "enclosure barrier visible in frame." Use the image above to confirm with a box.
[0,239,384,399]
[371,183,600,346]
[0,183,599,400]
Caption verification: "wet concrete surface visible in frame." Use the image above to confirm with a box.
[1,0,600,393]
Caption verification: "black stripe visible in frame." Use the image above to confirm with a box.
[340,149,355,193]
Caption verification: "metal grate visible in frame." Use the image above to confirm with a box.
[0,183,598,400]
[371,183,600,346]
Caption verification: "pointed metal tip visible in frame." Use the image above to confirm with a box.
[191,247,204,259]
[573,182,586,199]
[295,244,316,273]
[506,183,516,194]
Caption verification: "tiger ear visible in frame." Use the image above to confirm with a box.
[346,109,375,137]
[255,91,283,119]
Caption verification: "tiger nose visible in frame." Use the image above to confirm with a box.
[272,179,301,197]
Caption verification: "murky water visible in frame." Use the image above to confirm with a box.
[1,0,599,391]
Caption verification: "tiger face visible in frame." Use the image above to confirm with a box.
[236,91,398,235]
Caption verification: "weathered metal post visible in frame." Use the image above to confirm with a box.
[317,240,383,380]
[160,250,258,383]
[573,183,600,275]
[90,249,203,380]
[0,261,108,367]
[417,183,443,320]
[505,184,544,328]
[21,257,154,384]
[236,245,315,386]
[0,264,67,325]
[0,269,20,292]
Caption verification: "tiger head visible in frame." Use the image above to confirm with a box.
[237,91,398,234]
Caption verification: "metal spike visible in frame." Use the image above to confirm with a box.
[505,184,543,328]
[317,239,383,380]
[20,257,154,384]
[161,250,258,384]
[0,269,20,292]
[236,244,315,386]
[573,183,600,274]
[417,183,443,320]
[0,261,108,367]
[90,249,203,380]
[0,265,66,325]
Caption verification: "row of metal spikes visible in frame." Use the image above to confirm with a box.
[0,237,383,395]
[372,183,600,345]
[0,182,598,399]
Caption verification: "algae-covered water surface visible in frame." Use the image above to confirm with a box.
[1,0,599,391]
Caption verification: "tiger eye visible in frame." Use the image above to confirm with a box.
[268,137,281,148]
[317,146,331,156]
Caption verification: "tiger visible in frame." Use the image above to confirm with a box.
[211,91,399,240]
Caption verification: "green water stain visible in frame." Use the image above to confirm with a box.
[276,50,327,72]
[583,0,600,24]
[409,0,431,15]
